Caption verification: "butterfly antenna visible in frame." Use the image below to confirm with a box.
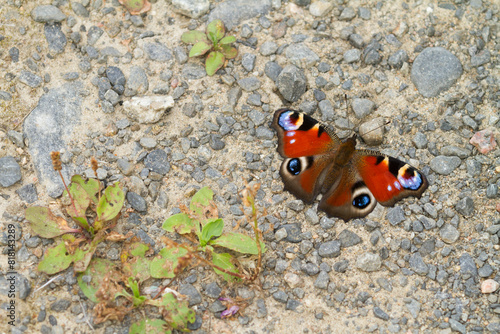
[359,119,392,136]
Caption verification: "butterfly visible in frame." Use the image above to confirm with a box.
[271,109,429,221]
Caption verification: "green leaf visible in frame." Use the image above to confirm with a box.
[221,45,238,59]
[64,183,91,218]
[181,30,209,44]
[130,319,170,334]
[123,242,151,282]
[129,242,150,257]
[212,252,239,282]
[162,213,199,235]
[200,218,224,246]
[209,232,266,255]
[150,293,195,330]
[219,35,236,45]
[72,216,91,233]
[38,242,85,275]
[77,258,114,303]
[25,207,75,238]
[205,51,225,76]
[189,41,211,57]
[73,241,98,273]
[150,247,189,278]
[70,175,100,204]
[207,19,225,42]
[126,277,147,307]
[189,187,213,216]
[96,182,124,222]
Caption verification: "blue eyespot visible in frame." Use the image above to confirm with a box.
[287,158,301,175]
[353,194,370,209]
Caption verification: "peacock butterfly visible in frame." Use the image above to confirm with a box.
[271,108,429,221]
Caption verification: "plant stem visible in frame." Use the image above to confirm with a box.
[59,170,78,217]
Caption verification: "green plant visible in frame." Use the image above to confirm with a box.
[160,185,266,282]
[181,19,238,76]
[25,154,125,274]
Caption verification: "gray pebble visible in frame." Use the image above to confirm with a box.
[388,49,408,69]
[318,240,341,258]
[125,66,149,96]
[238,77,261,91]
[31,5,66,23]
[333,259,349,273]
[144,149,170,175]
[241,53,256,72]
[281,223,302,243]
[18,70,43,88]
[343,49,361,63]
[429,155,461,175]
[486,184,498,198]
[455,196,474,217]
[357,252,381,272]
[411,47,463,97]
[71,2,89,17]
[106,66,126,87]
[204,282,222,299]
[440,224,460,243]
[272,290,288,303]
[470,49,490,67]
[87,26,104,46]
[338,229,361,248]
[181,63,206,80]
[351,98,375,119]
[50,299,71,312]
[16,184,38,203]
[285,43,319,68]
[179,283,202,306]
[0,156,22,187]
[126,191,147,212]
[260,41,278,56]
[314,271,330,289]
[373,306,389,320]
[264,61,282,82]
[139,137,157,149]
[143,42,173,62]
[409,252,428,275]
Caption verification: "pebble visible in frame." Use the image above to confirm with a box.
[440,224,460,244]
[87,26,104,46]
[50,299,71,312]
[124,66,149,96]
[144,149,170,175]
[179,284,202,306]
[313,271,330,289]
[264,61,283,82]
[411,47,463,97]
[351,98,375,119]
[15,184,38,203]
[182,63,206,80]
[285,43,320,68]
[277,65,307,102]
[318,241,340,258]
[122,96,174,123]
[31,5,66,23]
[238,77,261,92]
[469,128,497,154]
[0,156,22,187]
[481,279,500,294]
[309,1,333,17]
[18,70,43,88]
[337,229,361,248]
[373,306,389,320]
[357,252,381,272]
[429,156,461,175]
[259,41,278,56]
[455,196,474,217]
[208,0,272,30]
[343,49,361,63]
[409,252,429,275]
[241,53,256,71]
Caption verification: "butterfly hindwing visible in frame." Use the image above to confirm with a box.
[356,153,429,206]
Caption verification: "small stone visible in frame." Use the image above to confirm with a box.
[31,5,66,23]
[260,41,278,56]
[429,156,461,175]
[343,49,361,63]
[373,306,389,320]
[204,282,222,299]
[440,224,460,243]
[455,196,474,217]
[264,61,282,82]
[122,96,174,123]
[412,132,428,149]
[339,7,356,20]
[285,43,320,68]
[481,279,500,293]
[411,47,463,98]
[309,0,334,17]
[276,65,307,102]
[470,49,491,67]
[314,271,330,289]
[50,299,71,312]
[179,284,202,306]
[318,241,341,258]
[337,229,361,248]
[241,53,256,71]
[139,137,157,149]
[333,259,349,273]
[388,50,408,69]
[409,252,428,275]
[0,156,22,187]
[238,77,261,92]
[144,149,170,175]
[469,128,497,154]
[18,70,43,88]
[16,184,38,203]
[449,319,466,334]
[87,26,104,46]
[171,0,210,18]
[126,191,147,212]
[356,252,381,272]
[359,118,385,145]
[351,98,375,119]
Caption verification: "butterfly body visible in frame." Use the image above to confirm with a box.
[272,109,429,221]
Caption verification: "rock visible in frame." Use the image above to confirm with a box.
[409,252,428,275]
[241,53,256,71]
[337,229,361,248]
[276,65,307,102]
[411,47,463,97]
[179,284,202,306]
[469,128,497,154]
[125,66,149,96]
[481,279,500,293]
[388,50,408,69]
[31,5,66,23]
[122,96,174,124]
[314,271,330,289]
[182,63,206,80]
[373,306,389,320]
[455,196,474,217]
[352,98,375,119]
[318,241,341,258]
[285,43,320,68]
[144,149,170,175]
[208,0,271,30]
[440,225,460,246]
[359,118,385,145]
[71,2,89,17]
[16,184,38,203]
[50,299,71,312]
[126,191,147,212]
[0,157,22,187]
[264,61,283,82]
[429,155,461,175]
[386,206,405,225]
[259,41,278,56]
[106,66,126,87]
[470,49,491,67]
[449,319,466,334]
[172,0,210,18]
[356,252,381,272]
[309,0,333,17]
[343,49,361,63]
[405,299,421,319]
[23,82,83,197]
[142,42,173,62]
[238,77,261,92]
[44,23,66,54]
[18,70,43,88]
[87,26,104,46]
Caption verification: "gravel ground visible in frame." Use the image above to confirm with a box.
[0,0,499,333]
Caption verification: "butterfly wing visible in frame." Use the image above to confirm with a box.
[272,109,340,203]
[318,151,429,221]
[356,152,429,206]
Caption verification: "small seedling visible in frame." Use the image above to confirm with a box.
[181,19,238,76]
[25,153,125,275]
[160,185,266,283]
[118,0,151,15]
